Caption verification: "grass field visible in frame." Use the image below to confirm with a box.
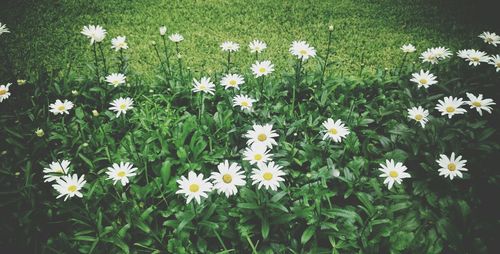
[1,0,499,253]
[0,0,496,80]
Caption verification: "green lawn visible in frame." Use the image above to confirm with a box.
[0,0,491,81]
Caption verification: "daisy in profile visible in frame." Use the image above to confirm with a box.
[49,99,74,115]
[233,95,256,111]
[220,73,244,89]
[159,26,167,36]
[465,93,495,116]
[243,143,272,165]
[220,41,239,52]
[109,97,134,117]
[192,77,216,95]
[456,49,474,59]
[106,162,137,186]
[322,118,350,143]
[0,22,10,35]
[210,160,246,197]
[105,73,126,87]
[249,40,267,53]
[52,174,86,201]
[111,36,128,51]
[436,153,468,180]
[407,106,429,128]
[479,31,500,47]
[0,83,12,102]
[401,44,416,53]
[176,171,212,204]
[244,124,279,148]
[435,96,466,119]
[43,160,70,182]
[378,159,411,190]
[289,41,317,61]
[169,33,184,43]
[420,48,438,64]
[410,70,437,89]
[432,47,452,60]
[81,25,106,44]
[251,161,286,191]
[489,55,500,72]
[464,50,489,66]
[251,60,274,77]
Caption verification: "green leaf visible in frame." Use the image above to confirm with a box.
[301,225,316,245]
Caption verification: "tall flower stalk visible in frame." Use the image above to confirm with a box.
[320,25,334,87]
[92,43,100,84]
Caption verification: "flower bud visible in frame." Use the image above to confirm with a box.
[159,26,167,36]
[17,79,26,86]
[92,110,99,117]
[35,128,44,137]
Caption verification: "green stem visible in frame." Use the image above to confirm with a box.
[161,36,171,72]
[226,51,231,73]
[152,43,168,84]
[92,43,100,84]
[320,29,334,87]
[245,234,258,254]
[98,43,107,74]
[398,53,408,75]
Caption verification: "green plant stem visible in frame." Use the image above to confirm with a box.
[161,36,171,72]
[92,43,100,84]
[245,234,258,254]
[398,52,408,75]
[98,43,107,74]
[291,59,302,115]
[320,29,334,87]
[152,43,168,84]
[175,43,183,79]
[226,51,231,73]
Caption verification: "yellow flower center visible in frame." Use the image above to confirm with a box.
[241,101,249,107]
[189,184,200,192]
[257,133,267,141]
[117,171,126,177]
[299,49,307,55]
[57,105,66,111]
[254,154,263,161]
[328,128,338,135]
[229,80,237,86]
[446,106,455,113]
[259,67,266,73]
[199,84,207,90]
[118,42,126,48]
[419,79,428,84]
[67,185,77,192]
[389,170,398,178]
[496,62,500,68]
[0,89,6,95]
[263,172,273,180]
[486,38,493,42]
[222,174,232,183]
[447,163,456,171]
[56,167,64,173]
[120,104,127,110]
[471,56,479,62]
[472,101,481,107]
[415,114,423,121]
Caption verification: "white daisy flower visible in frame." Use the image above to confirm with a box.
[168,33,184,43]
[489,55,500,72]
[249,40,267,53]
[244,124,279,149]
[457,49,474,59]
[0,83,12,102]
[465,93,495,116]
[176,171,213,204]
[464,49,489,66]
[243,143,272,165]
[106,162,137,186]
[251,60,274,77]
[109,97,134,117]
[220,73,244,89]
[49,99,74,115]
[81,25,106,44]
[43,160,70,182]
[192,77,216,95]
[220,41,239,52]
[378,159,411,190]
[435,96,467,119]
[432,47,452,60]
[289,41,317,61]
[0,22,10,35]
[251,161,286,191]
[52,174,86,201]
[322,118,350,143]
[159,26,167,36]
[111,36,128,51]
[479,31,500,47]
[420,49,438,64]
[436,153,468,180]
[410,70,437,89]
[407,106,429,128]
[401,44,416,53]
[105,73,126,87]
[210,160,246,197]
[233,94,256,111]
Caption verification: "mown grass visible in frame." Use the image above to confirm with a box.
[0,0,495,81]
